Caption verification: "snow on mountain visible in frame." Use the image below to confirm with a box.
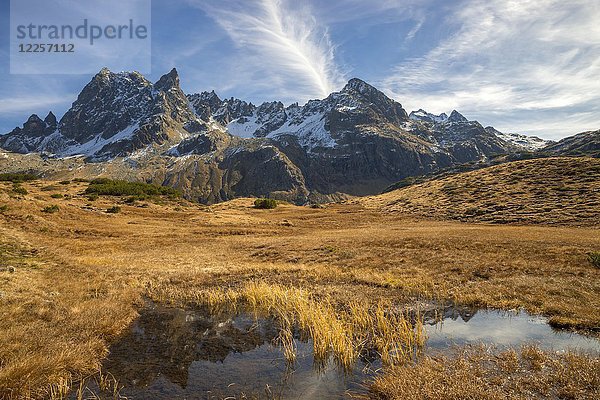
[484,127,551,151]
[189,78,409,152]
[0,68,209,160]
[409,109,448,123]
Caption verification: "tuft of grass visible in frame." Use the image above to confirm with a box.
[42,205,60,214]
[150,282,426,370]
[59,180,71,185]
[106,206,121,214]
[50,193,64,199]
[0,173,37,183]
[86,194,99,201]
[588,252,600,269]
[12,184,28,196]
[85,178,180,198]
[254,198,277,209]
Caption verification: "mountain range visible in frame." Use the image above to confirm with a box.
[1,68,598,203]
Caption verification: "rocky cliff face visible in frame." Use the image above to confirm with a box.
[0,68,564,203]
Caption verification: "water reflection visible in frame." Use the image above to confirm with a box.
[90,303,599,399]
[100,304,372,399]
[424,307,600,352]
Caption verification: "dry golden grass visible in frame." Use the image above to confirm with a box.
[150,281,426,369]
[0,230,140,399]
[363,157,600,226]
[370,345,600,400]
[0,158,599,398]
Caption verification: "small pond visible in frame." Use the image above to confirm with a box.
[80,303,599,399]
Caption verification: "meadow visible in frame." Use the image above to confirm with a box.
[0,157,599,399]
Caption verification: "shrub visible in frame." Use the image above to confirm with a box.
[59,180,71,185]
[588,252,600,269]
[124,196,145,204]
[86,194,99,201]
[254,198,277,209]
[42,205,60,214]
[50,193,64,199]
[86,179,181,198]
[73,178,89,183]
[12,184,28,195]
[106,206,121,214]
[0,205,8,213]
[42,185,61,191]
[0,173,37,183]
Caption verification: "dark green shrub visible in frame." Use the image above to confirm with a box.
[41,185,60,191]
[0,205,8,213]
[86,179,181,198]
[50,193,64,199]
[59,180,71,185]
[12,184,28,195]
[254,198,277,209]
[73,178,89,183]
[86,194,99,201]
[42,205,60,214]
[588,252,600,269]
[106,206,121,214]
[0,173,37,183]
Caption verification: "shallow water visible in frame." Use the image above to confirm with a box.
[87,304,599,399]
[425,307,600,352]
[96,305,373,399]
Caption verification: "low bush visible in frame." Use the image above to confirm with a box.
[59,180,71,185]
[588,252,600,269]
[86,194,99,201]
[254,198,278,209]
[0,173,37,183]
[42,205,60,214]
[50,193,64,199]
[12,184,28,195]
[106,206,121,214]
[0,205,8,213]
[86,179,181,198]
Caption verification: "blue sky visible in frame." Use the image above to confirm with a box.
[1,0,598,140]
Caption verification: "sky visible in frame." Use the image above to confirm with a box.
[0,0,599,140]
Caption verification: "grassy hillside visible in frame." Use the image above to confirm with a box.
[364,157,600,226]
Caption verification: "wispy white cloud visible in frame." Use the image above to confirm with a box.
[186,0,347,101]
[0,95,72,115]
[381,0,600,139]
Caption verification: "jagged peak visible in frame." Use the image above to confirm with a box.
[409,109,448,123]
[26,114,43,123]
[155,68,180,91]
[448,110,468,123]
[342,78,378,95]
[44,112,57,126]
[194,90,221,103]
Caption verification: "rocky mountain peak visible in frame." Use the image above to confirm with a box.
[44,112,57,127]
[409,109,449,124]
[26,114,43,124]
[342,78,378,95]
[155,68,180,92]
[448,110,468,123]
